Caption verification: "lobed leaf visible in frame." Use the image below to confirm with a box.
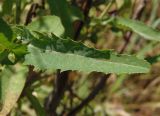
[19,30,150,74]
[25,45,150,74]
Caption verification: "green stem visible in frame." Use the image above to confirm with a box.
[26,88,46,116]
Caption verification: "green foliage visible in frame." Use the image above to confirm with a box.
[0,18,13,40]
[146,54,160,64]
[16,29,149,74]
[25,44,150,74]
[0,65,28,115]
[115,17,160,41]
[26,89,46,116]
[47,0,74,37]
[27,16,65,37]
[2,0,14,15]
[69,5,84,21]
[0,33,27,64]
[0,0,160,115]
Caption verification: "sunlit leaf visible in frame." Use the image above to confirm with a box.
[0,65,28,116]
[115,17,160,41]
[19,30,150,74]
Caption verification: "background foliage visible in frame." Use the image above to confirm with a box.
[0,0,160,116]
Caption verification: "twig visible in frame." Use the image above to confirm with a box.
[67,74,110,115]
[74,0,92,40]
[25,3,39,25]
[44,70,69,116]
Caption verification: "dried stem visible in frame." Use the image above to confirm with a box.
[45,70,69,116]
[67,74,110,116]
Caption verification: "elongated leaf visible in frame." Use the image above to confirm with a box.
[26,89,46,116]
[0,65,28,116]
[116,17,160,41]
[21,31,150,74]
[27,16,65,37]
[25,45,150,74]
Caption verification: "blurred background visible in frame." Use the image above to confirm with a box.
[1,0,160,116]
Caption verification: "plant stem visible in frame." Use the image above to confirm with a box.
[67,74,109,116]
[45,70,69,116]
[99,0,115,19]
[16,0,21,24]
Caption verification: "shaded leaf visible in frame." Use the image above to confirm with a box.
[27,16,65,37]
[0,18,13,40]
[2,0,14,15]
[146,54,160,64]
[47,0,74,37]
[0,51,9,63]
[70,5,84,21]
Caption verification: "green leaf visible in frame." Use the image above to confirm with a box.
[146,54,160,64]
[2,0,14,15]
[69,6,84,22]
[22,31,150,74]
[0,18,13,40]
[26,89,46,116]
[0,65,28,116]
[115,17,160,41]
[0,51,9,63]
[27,16,65,37]
[0,33,13,51]
[47,0,74,37]
[0,33,27,64]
